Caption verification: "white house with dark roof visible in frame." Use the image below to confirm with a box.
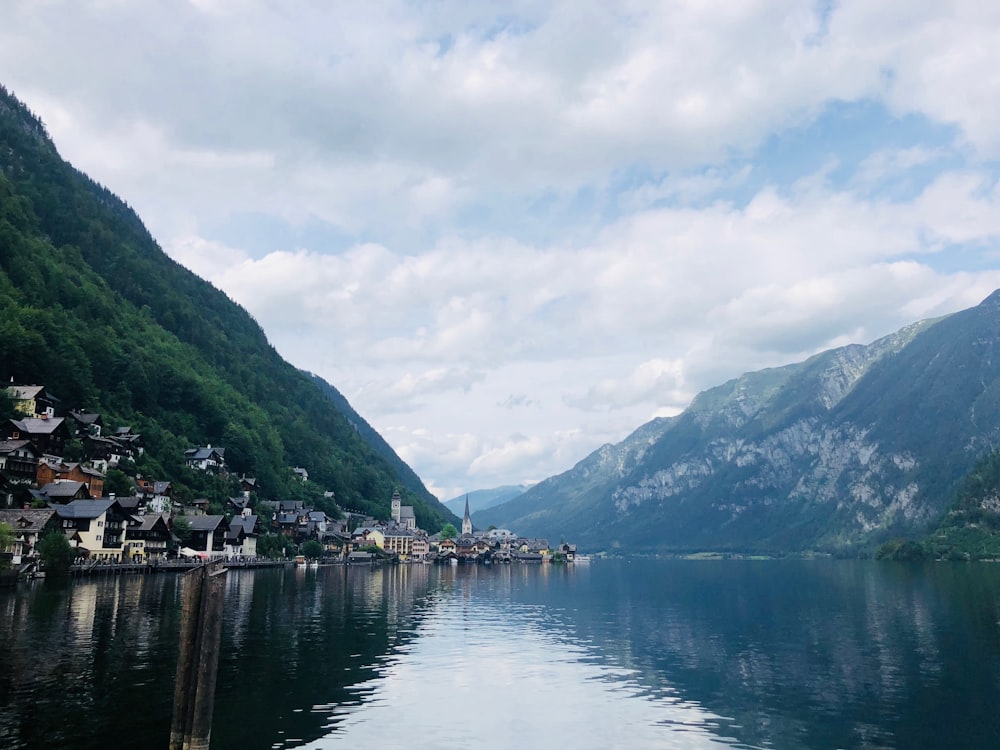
[52,499,128,561]
[225,510,260,557]
[185,515,227,557]
[137,480,173,513]
[68,410,103,437]
[183,445,226,473]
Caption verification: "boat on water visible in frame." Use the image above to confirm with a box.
[573,554,592,563]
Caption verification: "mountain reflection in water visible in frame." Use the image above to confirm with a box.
[2,560,999,749]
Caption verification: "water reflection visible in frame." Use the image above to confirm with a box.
[304,564,737,750]
[508,560,1000,750]
[0,576,182,750]
[2,561,1000,749]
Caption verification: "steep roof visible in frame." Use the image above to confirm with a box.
[186,515,226,532]
[0,439,35,455]
[53,499,117,519]
[132,513,170,532]
[11,416,66,435]
[236,514,259,534]
[69,410,102,426]
[184,446,225,461]
[41,481,89,499]
[0,508,55,532]
[227,514,259,540]
[7,384,44,401]
[384,526,416,538]
[116,496,142,513]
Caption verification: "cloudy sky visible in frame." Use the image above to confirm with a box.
[4,1,1000,501]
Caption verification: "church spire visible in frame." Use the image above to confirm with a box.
[462,494,472,536]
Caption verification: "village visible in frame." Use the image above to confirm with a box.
[0,382,577,577]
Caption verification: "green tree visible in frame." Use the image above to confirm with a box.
[875,538,927,561]
[256,533,283,559]
[37,531,75,575]
[103,468,134,497]
[302,539,323,559]
[0,521,14,569]
[172,516,192,545]
[440,523,457,540]
[257,533,296,559]
[62,438,86,462]
[0,390,17,420]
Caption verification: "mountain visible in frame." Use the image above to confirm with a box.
[479,294,1000,553]
[921,448,1000,560]
[0,83,456,530]
[443,485,530,516]
[306,372,433,504]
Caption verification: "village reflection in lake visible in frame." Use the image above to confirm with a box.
[2,560,1000,749]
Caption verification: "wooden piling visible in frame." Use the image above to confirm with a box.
[169,561,227,750]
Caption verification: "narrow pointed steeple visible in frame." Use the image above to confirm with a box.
[462,494,472,535]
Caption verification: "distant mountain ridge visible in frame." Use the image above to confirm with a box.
[479,295,1000,553]
[444,485,530,516]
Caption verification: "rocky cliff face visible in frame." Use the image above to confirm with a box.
[479,296,1000,553]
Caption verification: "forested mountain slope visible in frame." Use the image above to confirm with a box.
[0,84,455,529]
[481,295,1000,553]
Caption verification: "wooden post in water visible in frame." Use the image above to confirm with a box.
[169,561,227,750]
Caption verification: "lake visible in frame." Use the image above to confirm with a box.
[2,559,999,749]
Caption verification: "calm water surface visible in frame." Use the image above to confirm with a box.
[2,560,1000,749]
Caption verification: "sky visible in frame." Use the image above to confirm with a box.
[4,1,1000,502]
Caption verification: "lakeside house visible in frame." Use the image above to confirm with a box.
[225,510,261,557]
[185,515,227,557]
[53,499,129,562]
[1,383,581,573]
[123,513,172,562]
[0,508,59,566]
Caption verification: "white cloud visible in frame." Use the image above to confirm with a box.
[158,169,1000,496]
[4,1,1000,498]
